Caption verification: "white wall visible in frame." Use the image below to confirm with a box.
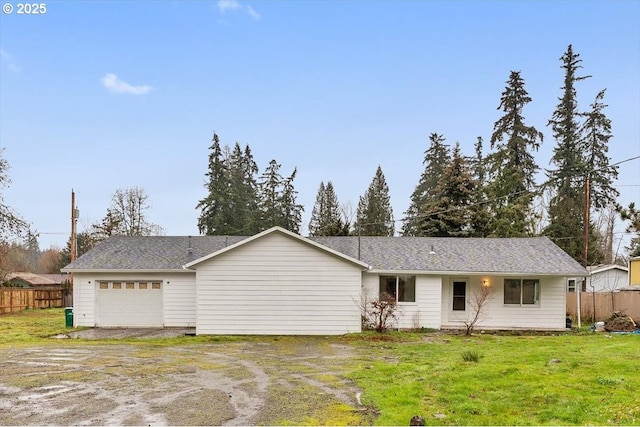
[164,274,196,327]
[441,275,567,330]
[71,272,195,327]
[72,274,95,327]
[587,269,628,292]
[195,232,363,335]
[362,273,442,330]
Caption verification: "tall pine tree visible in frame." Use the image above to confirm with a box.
[402,133,450,236]
[418,143,475,237]
[356,166,394,236]
[580,89,619,210]
[257,160,303,233]
[226,143,259,235]
[544,45,602,264]
[308,181,348,236]
[469,137,491,237]
[486,71,543,237]
[196,133,231,235]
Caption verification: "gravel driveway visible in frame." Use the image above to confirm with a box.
[0,333,376,426]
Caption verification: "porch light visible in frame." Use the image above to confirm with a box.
[482,279,490,287]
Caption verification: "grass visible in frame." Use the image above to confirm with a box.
[344,332,640,425]
[0,308,71,344]
[1,309,639,425]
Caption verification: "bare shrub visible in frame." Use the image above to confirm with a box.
[463,285,494,336]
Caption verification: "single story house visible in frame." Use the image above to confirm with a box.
[587,264,629,292]
[62,226,588,334]
[3,272,70,288]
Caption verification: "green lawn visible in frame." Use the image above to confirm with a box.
[345,332,639,425]
[1,309,638,425]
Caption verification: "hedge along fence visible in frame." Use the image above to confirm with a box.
[566,290,640,323]
[0,287,71,314]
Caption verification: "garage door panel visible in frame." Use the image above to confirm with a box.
[96,281,163,327]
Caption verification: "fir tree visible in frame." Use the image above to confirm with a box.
[257,160,303,233]
[356,166,394,236]
[486,71,543,237]
[419,143,475,237]
[226,143,259,235]
[469,137,491,237]
[580,89,619,210]
[308,181,348,236]
[196,133,231,235]
[544,45,601,263]
[402,133,450,236]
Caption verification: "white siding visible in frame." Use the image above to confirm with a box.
[587,269,628,292]
[195,232,363,335]
[70,272,194,328]
[163,274,196,327]
[72,274,95,327]
[362,274,442,330]
[441,275,567,330]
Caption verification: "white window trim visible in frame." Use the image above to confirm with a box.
[503,278,540,307]
[379,275,416,304]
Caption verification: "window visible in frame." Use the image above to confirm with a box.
[98,281,108,290]
[126,282,135,290]
[139,282,148,289]
[567,279,576,293]
[151,282,162,290]
[452,281,466,311]
[504,279,539,305]
[379,275,416,303]
[112,282,122,290]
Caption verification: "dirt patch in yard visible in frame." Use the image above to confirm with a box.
[0,336,377,426]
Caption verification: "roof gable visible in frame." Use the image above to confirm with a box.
[183,226,370,270]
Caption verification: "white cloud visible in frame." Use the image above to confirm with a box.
[0,48,22,73]
[217,0,260,20]
[100,73,152,95]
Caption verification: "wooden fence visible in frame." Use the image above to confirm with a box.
[0,287,72,314]
[566,291,640,322]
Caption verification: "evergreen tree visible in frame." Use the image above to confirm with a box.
[486,71,543,237]
[257,160,303,233]
[226,143,259,235]
[419,143,475,237]
[196,133,231,235]
[469,137,491,237]
[580,89,619,210]
[58,232,97,269]
[402,133,450,236]
[619,202,640,257]
[308,181,348,236]
[356,166,394,236]
[544,45,601,263]
[279,168,304,233]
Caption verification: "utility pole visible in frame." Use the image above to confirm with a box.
[70,190,78,288]
[71,190,77,263]
[582,176,596,324]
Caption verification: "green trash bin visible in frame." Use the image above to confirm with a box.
[65,307,73,328]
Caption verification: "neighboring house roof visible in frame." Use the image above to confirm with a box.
[587,264,629,275]
[62,228,587,276]
[4,272,68,286]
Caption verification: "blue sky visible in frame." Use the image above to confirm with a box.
[1,0,639,254]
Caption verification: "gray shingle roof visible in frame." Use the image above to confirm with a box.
[62,232,587,276]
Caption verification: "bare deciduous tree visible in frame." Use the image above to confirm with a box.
[91,187,164,241]
[462,284,495,336]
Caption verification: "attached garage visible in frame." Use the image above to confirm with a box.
[95,280,163,327]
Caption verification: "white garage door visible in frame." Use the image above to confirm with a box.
[96,280,163,327]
